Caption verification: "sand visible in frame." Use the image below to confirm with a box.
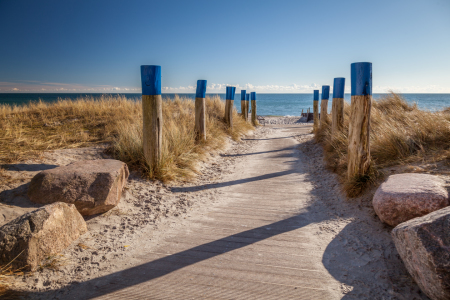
[0,117,428,299]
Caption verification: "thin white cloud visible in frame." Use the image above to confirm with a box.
[1,80,449,94]
[0,81,140,93]
[165,83,450,94]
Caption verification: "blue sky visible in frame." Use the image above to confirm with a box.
[0,0,449,93]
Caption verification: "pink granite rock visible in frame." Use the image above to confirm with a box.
[392,206,450,300]
[0,202,87,271]
[373,173,449,227]
[28,159,129,215]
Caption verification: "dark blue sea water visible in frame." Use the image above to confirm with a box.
[1,93,449,116]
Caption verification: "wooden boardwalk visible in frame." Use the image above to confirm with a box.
[48,124,342,299]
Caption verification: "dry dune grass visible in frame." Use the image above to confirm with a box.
[0,259,27,299]
[0,95,253,182]
[0,95,140,163]
[315,92,450,197]
[110,95,253,181]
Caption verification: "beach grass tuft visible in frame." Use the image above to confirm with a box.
[315,92,450,197]
[108,95,253,181]
[0,260,28,299]
[0,95,253,182]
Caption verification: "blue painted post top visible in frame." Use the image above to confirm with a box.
[251,92,256,100]
[313,90,319,101]
[351,62,372,96]
[241,90,246,100]
[322,86,330,100]
[333,78,345,98]
[226,86,236,100]
[141,65,161,95]
[196,80,207,98]
[246,94,249,101]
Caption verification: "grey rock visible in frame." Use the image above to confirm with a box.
[392,206,450,300]
[0,202,87,271]
[27,159,129,215]
[373,173,449,227]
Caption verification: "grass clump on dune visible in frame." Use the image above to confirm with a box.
[0,95,253,182]
[0,95,140,163]
[110,95,253,181]
[315,92,450,197]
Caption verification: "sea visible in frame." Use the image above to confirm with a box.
[1,93,450,116]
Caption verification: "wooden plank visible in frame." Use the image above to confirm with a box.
[141,65,162,169]
[320,85,330,127]
[348,63,372,179]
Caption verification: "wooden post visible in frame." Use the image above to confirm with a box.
[348,62,372,180]
[141,65,163,170]
[240,90,246,119]
[225,86,235,128]
[195,79,207,141]
[313,90,319,130]
[320,85,330,127]
[332,77,345,134]
[251,92,257,126]
[245,93,250,121]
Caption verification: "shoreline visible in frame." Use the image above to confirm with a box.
[2,93,450,112]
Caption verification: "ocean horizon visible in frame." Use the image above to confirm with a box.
[1,93,449,116]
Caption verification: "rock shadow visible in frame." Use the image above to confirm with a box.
[0,182,40,209]
[2,163,59,172]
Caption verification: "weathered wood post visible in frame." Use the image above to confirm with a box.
[141,65,163,170]
[331,77,345,134]
[225,86,235,128]
[313,90,319,130]
[320,85,330,127]
[245,93,250,121]
[251,92,257,126]
[195,79,207,141]
[240,90,246,119]
[348,62,372,180]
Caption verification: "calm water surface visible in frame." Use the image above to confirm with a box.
[1,93,449,116]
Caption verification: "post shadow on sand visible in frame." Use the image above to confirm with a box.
[19,132,426,299]
[220,148,286,158]
[242,135,296,141]
[171,145,296,193]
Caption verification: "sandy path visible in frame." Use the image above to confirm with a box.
[10,123,427,299]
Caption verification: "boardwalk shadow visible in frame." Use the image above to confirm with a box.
[171,169,294,193]
[26,209,325,299]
